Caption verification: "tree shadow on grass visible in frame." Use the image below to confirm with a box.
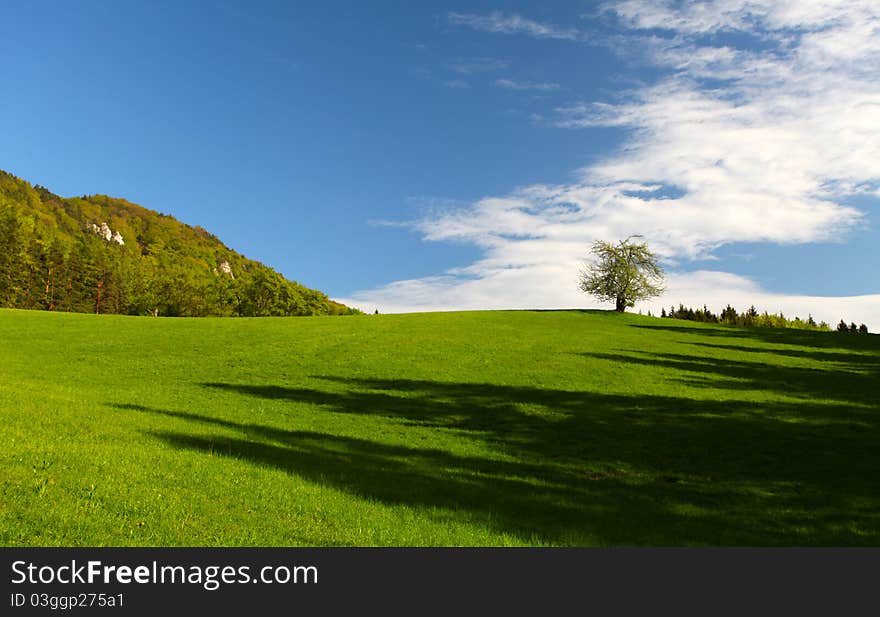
[683,341,880,367]
[616,321,880,407]
[116,403,600,543]
[116,369,880,545]
[631,322,879,352]
[580,351,879,408]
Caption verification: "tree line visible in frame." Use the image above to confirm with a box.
[652,304,869,333]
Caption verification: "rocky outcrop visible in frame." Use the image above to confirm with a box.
[215,260,234,279]
[89,222,124,245]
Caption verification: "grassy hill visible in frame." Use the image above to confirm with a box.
[1,308,877,546]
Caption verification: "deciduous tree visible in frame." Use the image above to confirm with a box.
[578,236,664,312]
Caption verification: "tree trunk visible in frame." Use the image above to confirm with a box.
[615,295,626,312]
[45,265,55,310]
[44,266,51,306]
[95,278,103,314]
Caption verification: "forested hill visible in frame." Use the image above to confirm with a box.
[0,169,355,316]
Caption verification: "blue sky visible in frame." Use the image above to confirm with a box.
[1,1,878,326]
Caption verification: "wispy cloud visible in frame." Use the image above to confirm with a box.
[449,57,508,75]
[443,79,470,89]
[448,11,581,41]
[348,2,880,327]
[496,78,561,91]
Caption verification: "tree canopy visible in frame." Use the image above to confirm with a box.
[579,236,664,312]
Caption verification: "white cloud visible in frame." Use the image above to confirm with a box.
[448,11,581,41]
[450,58,508,75]
[609,0,880,35]
[347,1,880,327]
[443,80,470,89]
[496,78,561,91]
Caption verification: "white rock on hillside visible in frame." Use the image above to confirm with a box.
[218,261,234,279]
[89,222,124,245]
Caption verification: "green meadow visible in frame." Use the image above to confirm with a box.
[1,308,877,546]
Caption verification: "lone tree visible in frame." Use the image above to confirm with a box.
[579,235,664,312]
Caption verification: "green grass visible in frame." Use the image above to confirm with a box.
[1,308,878,546]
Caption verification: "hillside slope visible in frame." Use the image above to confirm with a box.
[0,169,353,316]
[1,309,877,546]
